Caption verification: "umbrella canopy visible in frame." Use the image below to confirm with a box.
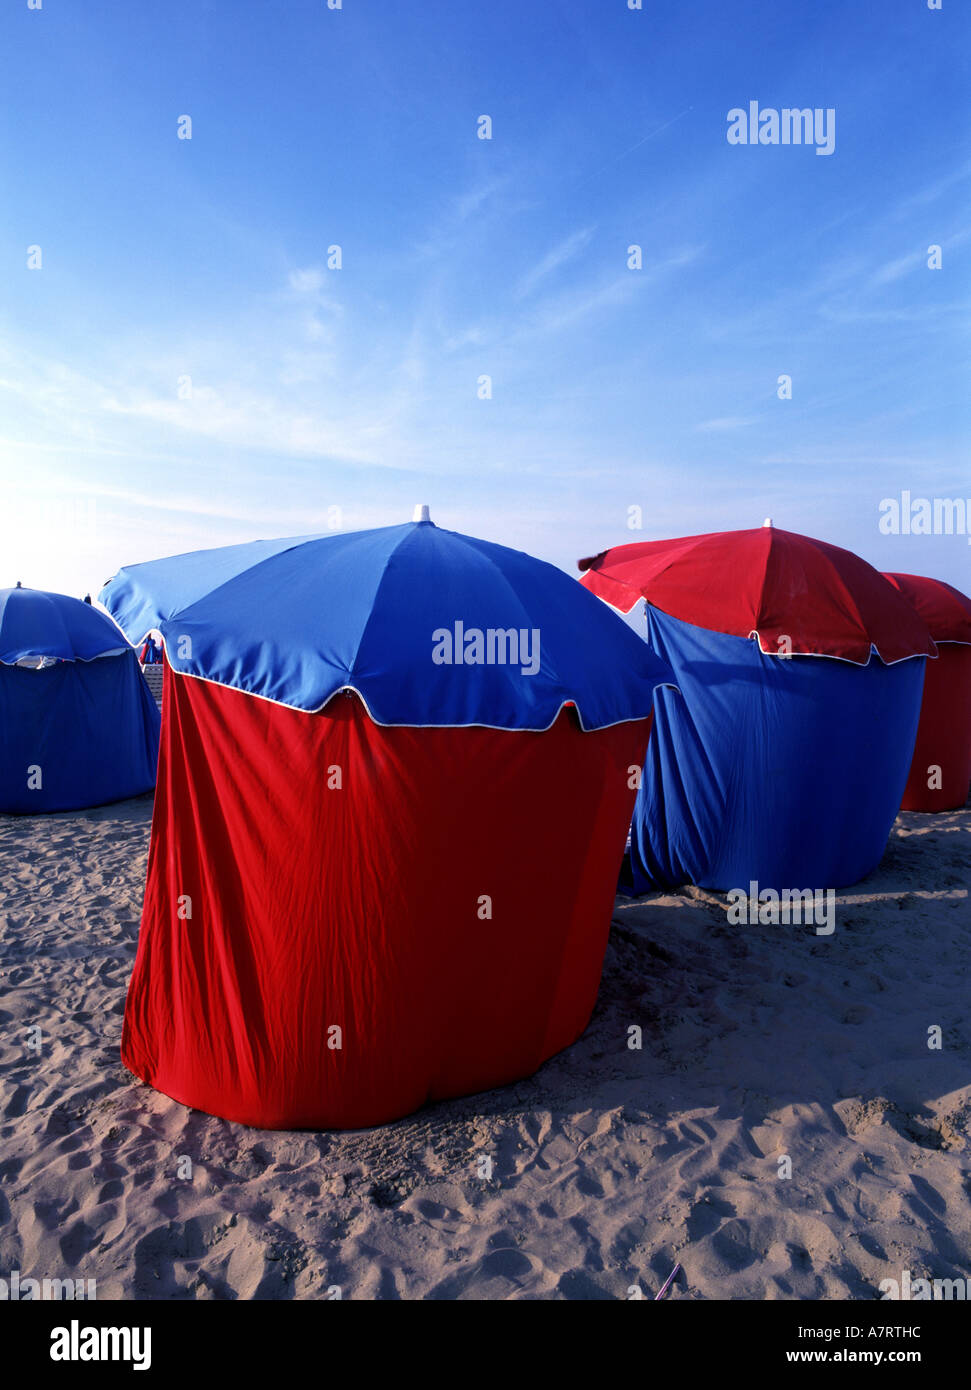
[579,525,936,665]
[882,572,971,645]
[102,516,675,728]
[0,585,129,664]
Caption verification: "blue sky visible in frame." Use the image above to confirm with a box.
[0,0,967,597]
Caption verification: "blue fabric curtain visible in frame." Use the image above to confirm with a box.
[625,608,926,893]
[0,651,160,814]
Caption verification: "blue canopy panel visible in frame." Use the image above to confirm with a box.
[0,651,161,814]
[625,607,925,894]
[100,522,677,731]
[100,534,328,646]
[0,586,130,664]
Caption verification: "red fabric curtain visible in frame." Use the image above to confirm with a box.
[123,666,651,1129]
[901,644,971,811]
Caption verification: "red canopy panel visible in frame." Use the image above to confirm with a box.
[579,527,936,665]
[122,664,652,1129]
[883,572,971,645]
[882,575,971,810]
[899,644,971,811]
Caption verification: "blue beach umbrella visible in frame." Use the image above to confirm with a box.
[0,586,160,813]
[98,511,679,1130]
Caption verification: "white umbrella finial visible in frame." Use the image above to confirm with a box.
[413,504,431,523]
[763,517,773,528]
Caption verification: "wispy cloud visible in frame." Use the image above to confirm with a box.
[870,227,970,287]
[696,416,757,433]
[892,162,971,220]
[414,178,509,260]
[101,387,382,465]
[869,250,924,286]
[514,226,596,300]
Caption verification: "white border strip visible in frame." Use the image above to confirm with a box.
[0,647,132,667]
[158,654,678,733]
[580,591,938,666]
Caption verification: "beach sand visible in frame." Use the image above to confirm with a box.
[1,795,968,1300]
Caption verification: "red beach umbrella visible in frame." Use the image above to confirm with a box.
[576,523,936,892]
